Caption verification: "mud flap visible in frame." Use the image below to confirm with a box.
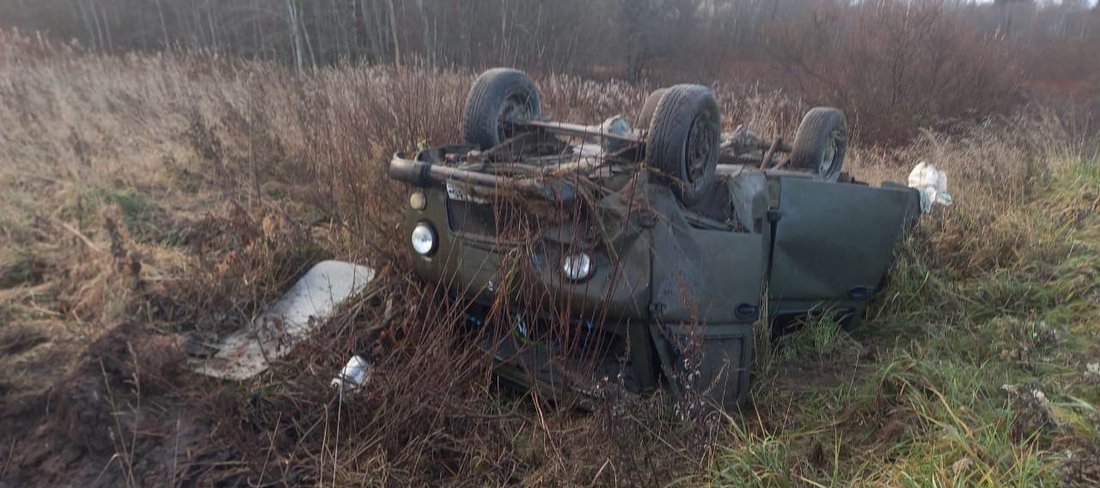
[651,323,753,409]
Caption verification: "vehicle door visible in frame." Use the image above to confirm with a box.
[767,176,920,307]
[649,180,768,325]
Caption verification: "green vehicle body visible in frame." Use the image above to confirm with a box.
[392,148,920,409]
[388,69,921,409]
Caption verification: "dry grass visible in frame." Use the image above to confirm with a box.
[0,30,1097,486]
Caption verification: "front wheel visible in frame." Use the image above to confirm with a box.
[646,84,721,205]
[789,107,847,181]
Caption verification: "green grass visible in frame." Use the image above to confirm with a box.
[710,160,1100,487]
[0,249,43,288]
[59,186,189,246]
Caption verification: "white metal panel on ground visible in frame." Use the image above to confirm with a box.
[191,260,375,380]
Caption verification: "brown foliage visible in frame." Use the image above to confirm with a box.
[763,1,1022,144]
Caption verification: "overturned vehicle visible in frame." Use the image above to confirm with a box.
[388,68,921,409]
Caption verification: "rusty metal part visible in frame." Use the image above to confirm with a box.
[759,137,783,170]
[771,140,794,170]
[388,153,577,202]
[518,119,644,144]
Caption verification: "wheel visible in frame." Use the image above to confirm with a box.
[462,68,542,150]
[637,88,666,129]
[789,107,847,181]
[645,85,721,205]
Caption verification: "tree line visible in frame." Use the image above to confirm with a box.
[1,0,1095,79]
[2,0,1098,142]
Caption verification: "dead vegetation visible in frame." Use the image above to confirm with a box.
[0,31,1097,486]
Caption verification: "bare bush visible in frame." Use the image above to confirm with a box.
[763,1,1022,143]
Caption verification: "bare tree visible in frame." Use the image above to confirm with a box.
[285,0,305,71]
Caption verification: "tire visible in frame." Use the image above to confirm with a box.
[463,68,542,150]
[789,107,847,182]
[646,85,721,205]
[637,88,666,129]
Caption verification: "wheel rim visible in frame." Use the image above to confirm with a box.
[496,92,535,142]
[819,131,839,176]
[684,112,717,183]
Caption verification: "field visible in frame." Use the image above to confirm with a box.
[1,32,1098,486]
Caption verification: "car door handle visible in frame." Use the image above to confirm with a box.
[848,286,875,300]
[736,303,759,320]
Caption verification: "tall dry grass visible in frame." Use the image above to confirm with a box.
[0,32,722,485]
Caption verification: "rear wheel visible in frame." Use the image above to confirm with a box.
[463,68,542,150]
[789,107,847,181]
[646,85,721,205]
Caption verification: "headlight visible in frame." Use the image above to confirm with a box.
[561,253,594,281]
[411,222,437,256]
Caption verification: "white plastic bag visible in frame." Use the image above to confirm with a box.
[331,355,373,397]
[908,161,953,213]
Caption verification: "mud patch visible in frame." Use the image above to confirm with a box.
[0,323,229,486]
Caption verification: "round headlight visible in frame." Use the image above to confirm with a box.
[561,253,594,281]
[411,222,437,256]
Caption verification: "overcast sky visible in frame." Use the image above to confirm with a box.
[974,0,1098,5]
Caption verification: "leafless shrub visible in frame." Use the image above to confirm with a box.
[764,1,1022,144]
